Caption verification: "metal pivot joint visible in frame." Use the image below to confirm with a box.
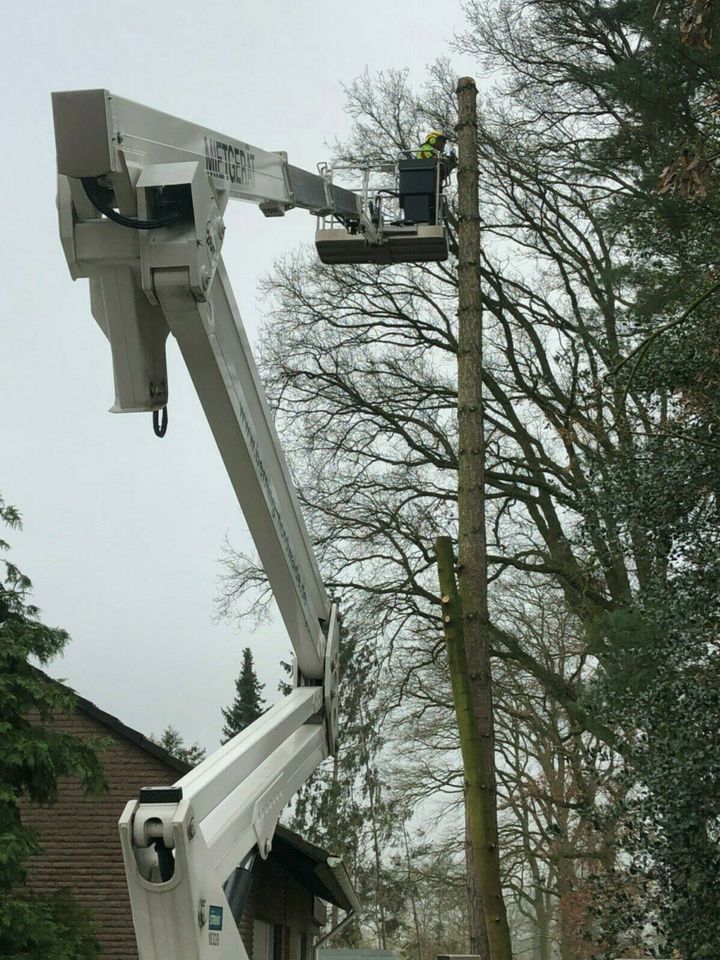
[117,601,338,960]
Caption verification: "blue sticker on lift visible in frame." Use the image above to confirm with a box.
[209,905,223,931]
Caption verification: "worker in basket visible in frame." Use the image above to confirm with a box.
[417,129,448,158]
[417,129,457,180]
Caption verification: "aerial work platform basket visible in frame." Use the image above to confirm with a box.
[315,154,451,266]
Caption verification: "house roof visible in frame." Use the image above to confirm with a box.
[52,672,359,913]
[73,687,191,776]
[273,825,361,914]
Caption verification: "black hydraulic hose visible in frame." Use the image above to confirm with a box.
[153,839,175,882]
[81,177,185,230]
[223,852,257,927]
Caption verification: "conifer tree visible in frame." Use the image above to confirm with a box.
[221,647,266,742]
[0,494,106,959]
[150,725,206,766]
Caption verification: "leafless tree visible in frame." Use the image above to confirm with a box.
[216,35,695,954]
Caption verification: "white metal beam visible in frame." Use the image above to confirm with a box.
[175,686,322,824]
[52,89,359,218]
[153,262,329,679]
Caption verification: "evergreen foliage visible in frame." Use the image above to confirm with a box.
[0,495,106,959]
[221,647,266,742]
[150,725,206,767]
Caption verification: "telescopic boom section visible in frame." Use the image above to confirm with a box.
[52,89,342,960]
[52,89,360,219]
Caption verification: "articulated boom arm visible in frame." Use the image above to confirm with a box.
[54,88,335,682]
[53,89,341,960]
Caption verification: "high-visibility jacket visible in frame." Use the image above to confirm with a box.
[417,137,440,159]
[416,134,440,160]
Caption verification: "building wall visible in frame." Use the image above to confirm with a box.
[21,706,184,960]
[243,856,317,960]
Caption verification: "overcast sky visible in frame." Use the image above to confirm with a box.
[1,0,476,753]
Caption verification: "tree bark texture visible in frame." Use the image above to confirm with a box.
[452,74,513,960]
[465,791,490,959]
[436,539,511,959]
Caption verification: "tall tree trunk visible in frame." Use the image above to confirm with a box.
[465,794,490,958]
[556,856,576,960]
[444,74,513,960]
[358,704,387,949]
[534,886,551,960]
[436,541,511,959]
[402,824,425,960]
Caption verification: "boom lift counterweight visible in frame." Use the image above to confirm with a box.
[52,88,451,960]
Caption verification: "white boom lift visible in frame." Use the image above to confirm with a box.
[52,88,451,960]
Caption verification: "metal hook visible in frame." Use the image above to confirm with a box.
[153,406,168,438]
